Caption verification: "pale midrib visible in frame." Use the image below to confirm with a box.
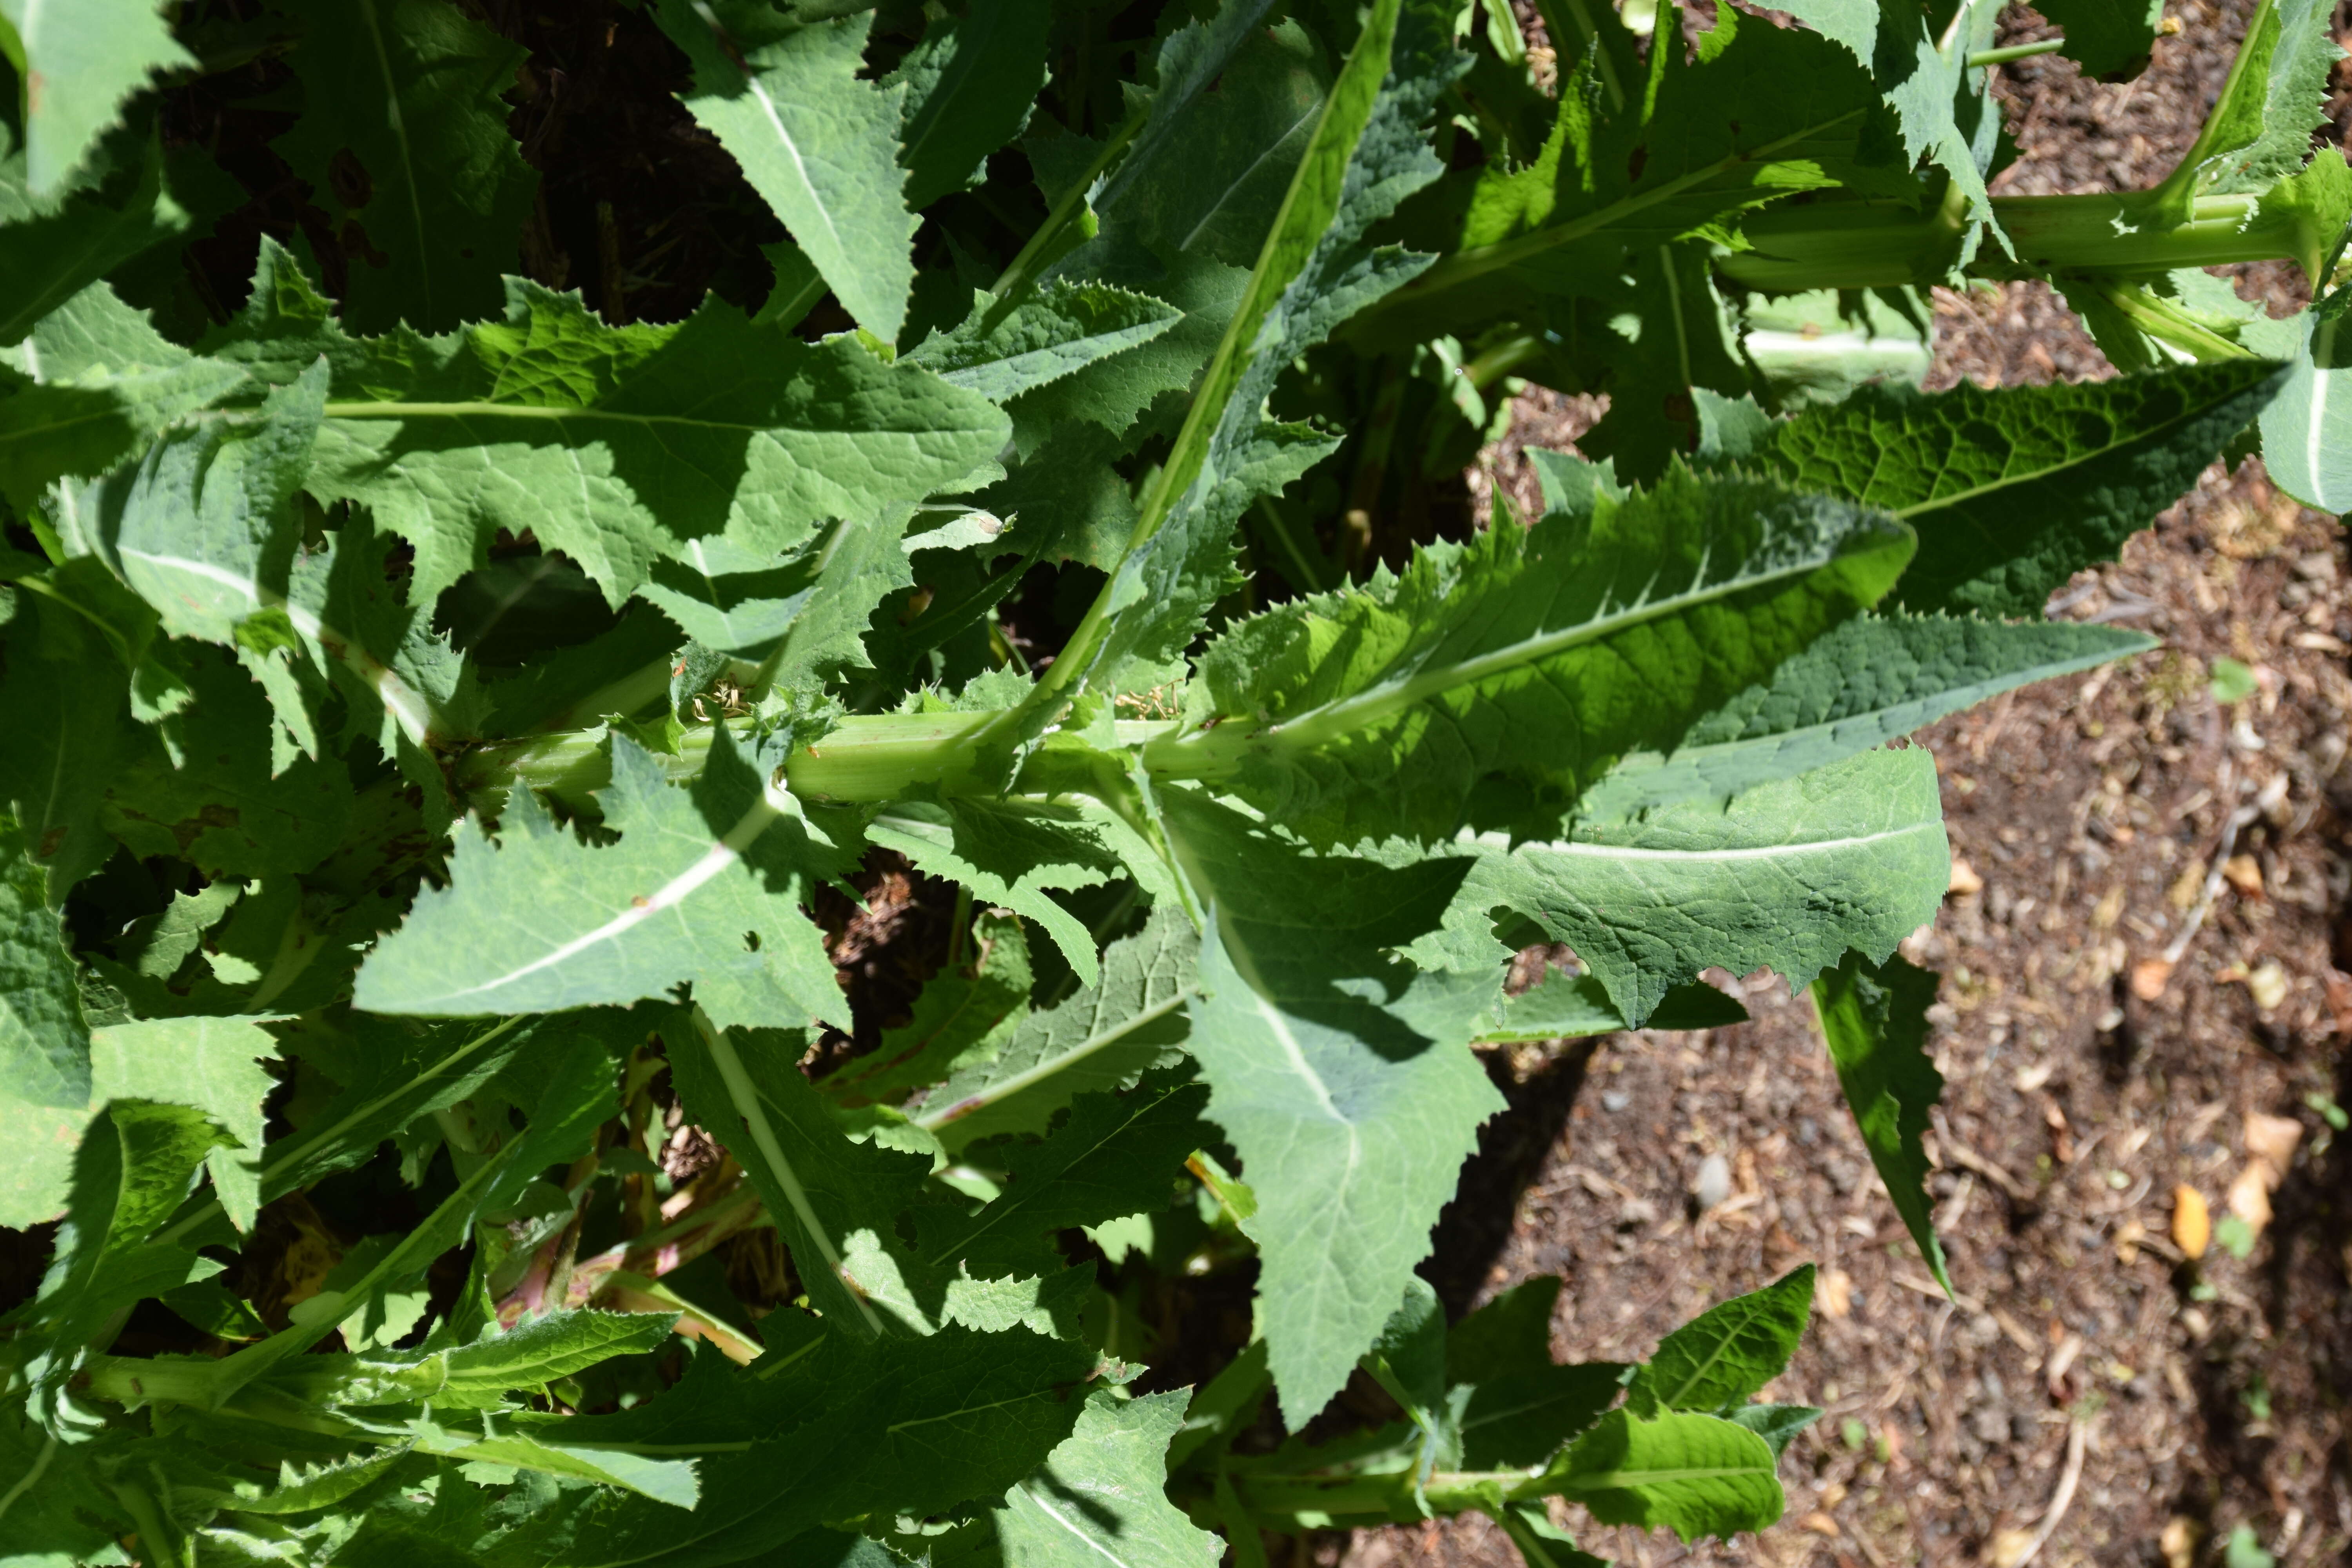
[1014,1485,1137,1566]
[1247,546,1838,753]
[1559,1463,1766,1490]
[2307,314,2337,493]
[745,75,847,261]
[911,988,1190,1131]
[321,400,763,432]
[1889,390,2247,520]
[1179,99,1325,254]
[1521,822,1935,863]
[696,1010,886,1336]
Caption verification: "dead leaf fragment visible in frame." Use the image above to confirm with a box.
[2245,960,2289,1011]
[2244,1111,2303,1174]
[2171,1185,2210,1260]
[2092,887,2124,929]
[2114,1218,2144,1265]
[1948,856,1984,896]
[1987,1526,2040,1568]
[2131,958,2172,1001]
[2221,854,2264,897]
[2227,1161,2273,1231]
[2159,1517,2199,1568]
[1818,1267,1853,1319]
[1801,1512,1841,1538]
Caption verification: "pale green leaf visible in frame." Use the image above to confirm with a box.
[271,0,538,332]
[1163,786,1505,1424]
[1170,467,1913,844]
[1812,950,1950,1292]
[906,283,1184,404]
[2256,281,2352,512]
[0,0,195,195]
[87,1017,277,1232]
[354,729,851,1030]
[1548,1410,1783,1541]
[892,0,1050,210]
[205,246,1007,608]
[0,813,87,1110]
[993,1388,1222,1568]
[2170,0,2342,199]
[657,2,916,341]
[1579,613,2154,818]
[1434,748,1949,1025]
[917,904,1198,1153]
[0,140,189,348]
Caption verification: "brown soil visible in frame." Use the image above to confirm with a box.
[1348,6,2352,1566]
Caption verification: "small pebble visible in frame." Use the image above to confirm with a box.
[1601,1090,1631,1112]
[1695,1152,1732,1210]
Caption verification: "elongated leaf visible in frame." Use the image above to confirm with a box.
[1446,1277,1626,1468]
[274,1310,677,1410]
[1475,971,1748,1044]
[23,1100,228,1352]
[918,905,1198,1152]
[1438,747,1949,1024]
[914,1078,1210,1280]
[355,729,850,1030]
[1051,0,1463,701]
[1548,1410,1783,1541]
[892,0,1051,210]
[272,0,538,333]
[1746,363,2287,616]
[823,911,1031,1108]
[1811,950,1950,1291]
[0,0,195,195]
[1730,1403,1822,1459]
[2165,0,2341,201]
[1579,613,2153,818]
[907,284,1184,404]
[667,1013,930,1337]
[867,797,1123,985]
[2257,281,2352,511]
[0,814,88,1111]
[657,2,916,342]
[993,1388,1221,1568]
[205,245,1007,608]
[1163,786,1505,1424]
[1624,1267,1813,1417]
[1172,467,1912,843]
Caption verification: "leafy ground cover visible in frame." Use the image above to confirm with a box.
[0,0,2347,1564]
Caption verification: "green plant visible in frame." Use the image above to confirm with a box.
[0,0,2335,1563]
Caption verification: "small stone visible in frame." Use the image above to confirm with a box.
[1601,1089,1631,1112]
[1694,1152,1732,1211]
[1968,1401,2010,1445]
[2245,961,2289,1011]
[1796,1117,1819,1145]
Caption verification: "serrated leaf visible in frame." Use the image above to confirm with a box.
[1162,786,1504,1425]
[271,0,539,333]
[355,728,850,1030]
[0,813,88,1110]
[0,0,196,195]
[917,904,1198,1152]
[915,1078,1210,1280]
[1727,1403,1820,1458]
[0,590,146,899]
[1746,363,2287,616]
[1172,466,1913,844]
[1624,1266,1813,1417]
[993,1388,1221,1568]
[0,281,246,510]
[0,1410,132,1563]
[2166,0,2342,200]
[667,1013,930,1337]
[1580,613,2154,818]
[1811,949,1950,1292]
[867,797,1123,985]
[823,910,1032,1109]
[907,283,1184,404]
[657,2,916,342]
[1547,1410,1783,1541]
[892,0,1050,210]
[1437,747,1949,1025]
[89,1017,277,1232]
[1046,0,1464,703]
[204,246,1007,608]
[1446,1277,1627,1467]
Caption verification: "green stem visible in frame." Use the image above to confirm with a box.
[1967,36,2067,66]
[993,109,1145,300]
